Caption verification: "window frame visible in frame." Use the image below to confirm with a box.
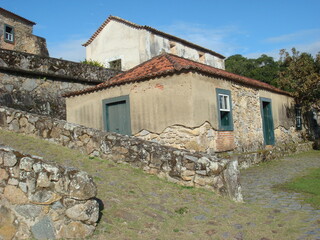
[4,24,14,43]
[108,59,122,70]
[216,88,233,131]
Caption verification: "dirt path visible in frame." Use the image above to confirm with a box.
[241,151,320,240]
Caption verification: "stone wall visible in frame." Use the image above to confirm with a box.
[0,106,243,202]
[0,145,99,239]
[0,49,120,119]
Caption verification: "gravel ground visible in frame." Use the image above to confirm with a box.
[241,151,320,240]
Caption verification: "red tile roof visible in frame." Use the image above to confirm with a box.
[82,15,225,59]
[64,53,290,98]
[0,8,36,25]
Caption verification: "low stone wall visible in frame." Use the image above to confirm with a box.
[0,145,99,239]
[0,106,243,202]
[235,142,314,169]
[0,49,120,119]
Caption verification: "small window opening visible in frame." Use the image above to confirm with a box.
[198,51,205,63]
[5,25,14,43]
[109,59,121,70]
[169,41,176,54]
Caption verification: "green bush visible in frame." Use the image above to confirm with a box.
[80,59,104,68]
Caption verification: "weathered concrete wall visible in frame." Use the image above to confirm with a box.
[0,11,48,56]
[0,145,99,239]
[86,20,225,70]
[66,73,194,133]
[0,106,243,202]
[67,71,307,157]
[0,49,120,119]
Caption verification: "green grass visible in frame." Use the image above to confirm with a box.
[0,129,313,239]
[279,167,320,209]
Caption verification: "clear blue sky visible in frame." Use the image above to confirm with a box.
[2,0,320,61]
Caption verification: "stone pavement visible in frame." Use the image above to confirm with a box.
[241,151,320,240]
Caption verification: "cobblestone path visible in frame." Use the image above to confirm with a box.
[241,151,320,240]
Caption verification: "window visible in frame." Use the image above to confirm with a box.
[219,94,230,111]
[169,41,176,54]
[198,51,205,63]
[109,59,121,70]
[216,88,233,130]
[4,25,14,43]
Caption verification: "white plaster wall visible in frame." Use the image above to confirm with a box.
[86,21,141,71]
[86,21,225,70]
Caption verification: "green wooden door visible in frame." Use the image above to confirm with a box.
[261,99,275,145]
[103,96,131,135]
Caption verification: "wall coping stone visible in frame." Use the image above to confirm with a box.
[0,49,121,84]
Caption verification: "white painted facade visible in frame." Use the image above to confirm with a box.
[85,17,225,71]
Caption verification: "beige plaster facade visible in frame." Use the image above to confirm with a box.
[85,18,225,70]
[66,72,303,153]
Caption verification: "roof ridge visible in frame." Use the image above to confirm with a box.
[164,54,183,71]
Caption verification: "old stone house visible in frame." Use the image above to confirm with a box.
[65,53,303,154]
[83,16,225,71]
[0,8,49,56]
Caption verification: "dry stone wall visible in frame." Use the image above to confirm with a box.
[0,145,99,240]
[0,106,243,202]
[0,49,120,119]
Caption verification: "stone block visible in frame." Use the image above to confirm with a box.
[0,168,9,181]
[8,178,19,186]
[4,185,29,204]
[3,151,17,167]
[0,206,16,240]
[68,171,97,200]
[31,216,56,240]
[15,204,42,220]
[29,190,61,205]
[56,221,95,239]
[20,157,35,171]
[37,172,50,188]
[65,200,99,223]
[9,166,20,178]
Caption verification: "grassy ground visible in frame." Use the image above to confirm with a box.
[0,129,312,240]
[278,167,320,209]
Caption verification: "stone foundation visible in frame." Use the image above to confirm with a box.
[0,145,99,239]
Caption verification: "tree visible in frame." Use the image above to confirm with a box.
[277,48,320,110]
[225,54,279,85]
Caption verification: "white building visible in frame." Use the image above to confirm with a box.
[83,16,225,71]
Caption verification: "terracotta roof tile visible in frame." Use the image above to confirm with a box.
[64,53,290,98]
[0,8,36,25]
[82,15,225,59]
